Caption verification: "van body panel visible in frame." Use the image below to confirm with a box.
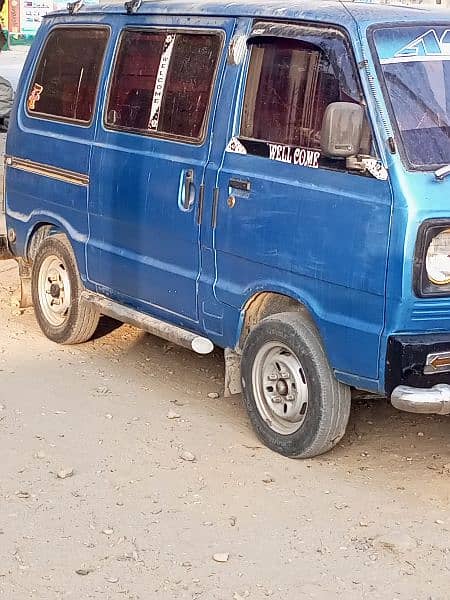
[5,0,450,398]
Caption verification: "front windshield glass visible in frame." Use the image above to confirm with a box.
[373,25,450,169]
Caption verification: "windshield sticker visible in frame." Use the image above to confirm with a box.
[148,34,176,131]
[381,29,450,64]
[27,83,43,111]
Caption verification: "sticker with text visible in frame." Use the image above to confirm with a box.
[269,144,320,169]
[149,34,176,130]
[27,83,43,111]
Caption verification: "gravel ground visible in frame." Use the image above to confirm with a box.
[1,135,450,599]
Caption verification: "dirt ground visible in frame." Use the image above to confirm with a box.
[1,133,450,599]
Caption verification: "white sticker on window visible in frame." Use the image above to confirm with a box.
[148,34,176,131]
[268,144,320,169]
[226,137,248,154]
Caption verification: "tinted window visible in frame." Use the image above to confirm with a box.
[27,27,109,123]
[106,30,166,131]
[106,30,222,142]
[241,34,370,160]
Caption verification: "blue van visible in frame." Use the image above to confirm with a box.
[3,0,450,458]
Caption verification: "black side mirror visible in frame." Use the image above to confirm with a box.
[320,102,364,158]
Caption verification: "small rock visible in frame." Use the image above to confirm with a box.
[34,451,46,459]
[106,577,119,584]
[57,468,74,479]
[167,410,180,420]
[105,413,113,420]
[359,521,369,528]
[229,516,237,527]
[262,474,274,484]
[102,528,114,535]
[96,386,111,395]
[417,432,424,437]
[213,552,229,563]
[207,392,219,399]
[76,567,94,576]
[435,519,444,525]
[180,451,196,462]
[15,491,30,499]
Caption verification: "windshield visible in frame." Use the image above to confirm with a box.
[373,26,450,169]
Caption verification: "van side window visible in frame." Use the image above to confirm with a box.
[27,27,109,123]
[106,30,222,142]
[240,35,371,166]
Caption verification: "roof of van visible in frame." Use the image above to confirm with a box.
[49,0,450,27]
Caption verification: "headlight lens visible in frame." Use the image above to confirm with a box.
[426,228,450,285]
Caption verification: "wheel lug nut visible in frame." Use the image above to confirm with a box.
[268,375,278,381]
[280,372,290,379]
[286,394,295,401]
[271,396,282,404]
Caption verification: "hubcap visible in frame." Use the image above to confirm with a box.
[38,255,71,326]
[252,342,309,435]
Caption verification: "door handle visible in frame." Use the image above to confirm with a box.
[183,169,194,210]
[229,178,251,192]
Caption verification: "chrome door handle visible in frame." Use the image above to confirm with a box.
[183,169,194,210]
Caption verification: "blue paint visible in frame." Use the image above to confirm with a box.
[5,0,450,396]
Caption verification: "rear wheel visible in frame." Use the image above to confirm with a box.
[31,234,100,344]
[241,312,351,458]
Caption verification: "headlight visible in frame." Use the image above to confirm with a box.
[414,220,450,297]
[426,228,450,285]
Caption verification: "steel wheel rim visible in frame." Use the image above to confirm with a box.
[38,255,71,327]
[252,342,309,435]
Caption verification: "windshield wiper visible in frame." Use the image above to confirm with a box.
[435,165,450,181]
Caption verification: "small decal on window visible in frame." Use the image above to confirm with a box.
[27,83,43,111]
[148,34,176,131]
[226,137,248,154]
[360,158,388,181]
[268,143,320,169]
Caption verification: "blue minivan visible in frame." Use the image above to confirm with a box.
[3,0,450,458]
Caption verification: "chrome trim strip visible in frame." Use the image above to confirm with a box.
[6,156,89,187]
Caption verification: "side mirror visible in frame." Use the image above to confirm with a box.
[320,102,364,158]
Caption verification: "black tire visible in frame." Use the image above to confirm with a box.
[241,312,351,458]
[31,234,100,344]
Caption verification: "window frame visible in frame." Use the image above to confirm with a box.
[103,26,225,146]
[25,24,111,127]
[237,21,377,172]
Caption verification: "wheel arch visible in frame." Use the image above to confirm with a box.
[238,290,319,350]
[224,289,323,398]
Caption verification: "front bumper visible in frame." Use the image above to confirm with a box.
[391,384,450,415]
[386,334,450,414]
[385,334,450,396]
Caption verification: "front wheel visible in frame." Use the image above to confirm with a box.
[31,234,100,344]
[241,312,351,458]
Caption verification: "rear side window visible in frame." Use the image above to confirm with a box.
[106,30,222,142]
[240,33,371,167]
[27,27,109,124]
